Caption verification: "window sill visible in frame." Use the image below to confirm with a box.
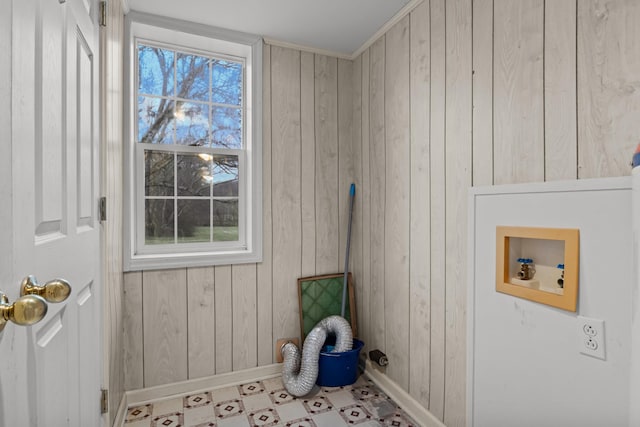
[124,248,262,272]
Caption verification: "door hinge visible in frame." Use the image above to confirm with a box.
[99,1,107,27]
[100,388,109,414]
[99,196,107,222]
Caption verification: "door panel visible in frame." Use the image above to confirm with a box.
[34,311,70,423]
[77,31,96,226]
[0,0,101,425]
[37,0,65,235]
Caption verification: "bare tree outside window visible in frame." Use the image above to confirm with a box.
[138,44,242,244]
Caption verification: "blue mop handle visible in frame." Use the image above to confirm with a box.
[342,184,356,317]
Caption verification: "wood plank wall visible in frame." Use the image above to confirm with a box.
[122,2,640,427]
[352,1,639,427]
[102,0,125,424]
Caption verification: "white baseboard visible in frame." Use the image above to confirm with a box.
[124,364,283,408]
[364,360,446,427]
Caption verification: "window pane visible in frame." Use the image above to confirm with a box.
[212,59,242,105]
[213,199,238,241]
[178,199,210,243]
[212,155,238,197]
[177,53,210,101]
[175,101,209,146]
[138,97,175,144]
[177,153,211,197]
[145,199,174,244]
[145,150,174,196]
[138,45,174,96]
[211,107,242,148]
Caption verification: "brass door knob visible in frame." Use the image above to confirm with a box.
[20,275,71,303]
[0,292,48,332]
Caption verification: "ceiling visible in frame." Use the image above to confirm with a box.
[126,0,414,57]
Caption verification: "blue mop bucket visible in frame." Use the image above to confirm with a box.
[317,339,364,387]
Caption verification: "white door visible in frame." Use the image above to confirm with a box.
[0,0,102,425]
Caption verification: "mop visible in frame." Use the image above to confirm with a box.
[341,183,356,317]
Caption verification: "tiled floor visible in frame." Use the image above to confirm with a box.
[124,374,418,427]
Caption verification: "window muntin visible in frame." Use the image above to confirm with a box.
[125,14,262,271]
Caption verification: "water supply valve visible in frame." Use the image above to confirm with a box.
[517,258,535,280]
[369,349,388,367]
[557,263,565,288]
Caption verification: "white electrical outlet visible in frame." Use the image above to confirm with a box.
[577,316,605,360]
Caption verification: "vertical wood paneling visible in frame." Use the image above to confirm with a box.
[315,55,339,275]
[338,58,354,276]
[409,0,431,407]
[351,54,364,342]
[444,0,472,425]
[369,37,386,353]
[214,265,232,373]
[360,49,372,347]
[271,46,302,343]
[187,267,215,379]
[103,0,125,421]
[232,264,257,370]
[256,43,273,365]
[472,0,494,186]
[578,0,640,178]
[384,16,411,390]
[143,269,188,387]
[493,0,544,184]
[429,0,447,419]
[300,51,316,277]
[545,0,577,181]
[123,271,143,390]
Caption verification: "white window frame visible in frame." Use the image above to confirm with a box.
[124,12,262,271]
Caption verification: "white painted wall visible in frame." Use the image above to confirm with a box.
[468,178,633,427]
[630,168,640,426]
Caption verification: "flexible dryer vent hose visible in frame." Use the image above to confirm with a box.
[281,315,353,397]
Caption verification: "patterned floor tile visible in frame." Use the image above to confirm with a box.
[214,399,245,419]
[184,404,216,426]
[238,381,265,396]
[324,389,357,408]
[126,404,153,423]
[302,396,332,415]
[269,388,295,406]
[351,384,380,401]
[242,392,272,412]
[338,404,374,425]
[123,374,418,427]
[248,407,280,426]
[184,391,213,409]
[151,412,183,427]
[274,401,308,422]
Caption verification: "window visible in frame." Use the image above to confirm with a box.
[124,13,262,270]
